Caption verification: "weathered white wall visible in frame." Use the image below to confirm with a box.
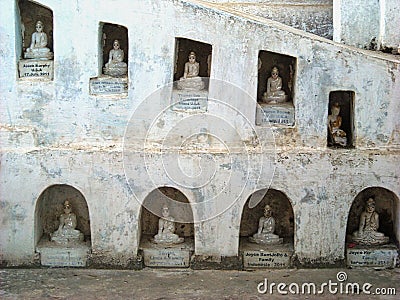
[334,0,400,50]
[0,0,399,266]
[379,0,400,49]
[206,0,333,39]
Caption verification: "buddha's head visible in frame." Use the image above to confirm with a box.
[264,204,272,217]
[63,200,72,214]
[162,205,170,218]
[366,198,376,213]
[113,40,120,50]
[331,102,341,116]
[188,51,197,64]
[35,20,44,33]
[271,67,279,79]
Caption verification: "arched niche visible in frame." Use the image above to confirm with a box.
[240,188,294,243]
[18,0,53,58]
[346,187,399,244]
[34,184,90,247]
[139,187,194,246]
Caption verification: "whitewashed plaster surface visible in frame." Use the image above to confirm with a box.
[205,0,333,39]
[0,0,399,266]
[334,0,400,49]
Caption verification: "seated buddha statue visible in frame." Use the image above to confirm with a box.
[153,205,184,245]
[177,51,205,91]
[262,67,288,103]
[351,198,389,246]
[24,20,53,60]
[103,39,128,76]
[50,200,84,245]
[250,204,283,245]
[328,102,347,147]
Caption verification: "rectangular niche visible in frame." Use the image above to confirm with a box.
[89,22,128,96]
[328,91,355,148]
[17,0,54,80]
[171,38,212,112]
[256,50,296,126]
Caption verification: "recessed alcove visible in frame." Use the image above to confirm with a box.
[327,91,355,148]
[345,187,399,268]
[17,0,54,80]
[139,187,194,268]
[256,50,296,126]
[89,23,128,96]
[239,189,294,268]
[34,184,90,246]
[346,187,398,244]
[171,38,212,112]
[34,184,91,267]
[18,0,54,57]
[174,38,212,82]
[100,23,128,76]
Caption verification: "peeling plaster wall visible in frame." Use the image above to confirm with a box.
[334,0,400,50]
[0,0,399,266]
[379,0,400,49]
[206,0,333,39]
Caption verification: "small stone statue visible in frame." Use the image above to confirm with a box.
[250,204,283,245]
[262,67,288,103]
[24,20,53,60]
[328,102,347,146]
[50,200,84,245]
[177,51,205,91]
[153,205,184,245]
[103,39,127,76]
[351,198,389,246]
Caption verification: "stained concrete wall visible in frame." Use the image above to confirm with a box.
[0,0,399,266]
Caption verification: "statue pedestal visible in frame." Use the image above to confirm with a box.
[171,89,208,112]
[256,102,295,126]
[36,239,90,267]
[140,235,194,268]
[89,76,128,96]
[18,59,53,80]
[241,238,293,269]
[346,243,398,269]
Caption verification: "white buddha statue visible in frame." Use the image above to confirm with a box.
[262,67,288,103]
[153,205,184,245]
[328,102,347,147]
[351,198,389,246]
[50,200,84,245]
[24,20,53,60]
[250,204,283,245]
[103,39,128,76]
[177,51,205,91]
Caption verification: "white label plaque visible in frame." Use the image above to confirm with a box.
[243,250,292,268]
[256,103,295,126]
[347,248,397,268]
[19,60,53,80]
[143,248,190,267]
[171,90,208,111]
[38,246,89,267]
[90,78,128,95]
